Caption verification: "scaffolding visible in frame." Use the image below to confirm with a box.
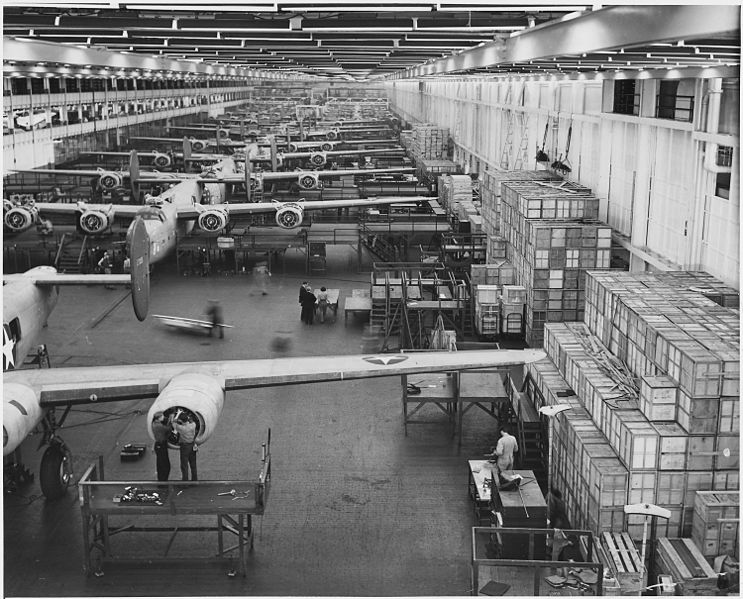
[370,262,473,351]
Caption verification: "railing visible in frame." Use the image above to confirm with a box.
[53,232,68,269]
[76,234,88,268]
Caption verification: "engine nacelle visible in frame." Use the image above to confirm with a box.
[3,383,43,456]
[247,129,261,138]
[146,372,225,447]
[152,152,172,169]
[78,203,115,234]
[4,204,38,232]
[320,141,334,152]
[288,142,299,152]
[191,138,207,152]
[325,129,339,140]
[97,171,124,191]
[217,128,230,139]
[275,204,305,229]
[297,172,320,190]
[197,206,229,232]
[309,152,327,167]
[249,173,264,192]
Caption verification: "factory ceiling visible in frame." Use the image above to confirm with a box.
[3,3,740,81]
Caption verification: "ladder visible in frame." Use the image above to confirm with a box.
[499,86,514,169]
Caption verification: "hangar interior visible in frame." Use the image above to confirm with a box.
[2,3,741,597]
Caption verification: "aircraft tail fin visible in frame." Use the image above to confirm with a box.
[182,136,192,165]
[129,216,150,322]
[129,150,141,201]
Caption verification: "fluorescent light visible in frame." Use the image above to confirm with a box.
[284,5,431,9]
[123,3,278,10]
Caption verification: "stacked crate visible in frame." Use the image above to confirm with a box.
[410,124,450,160]
[469,261,515,287]
[498,180,606,348]
[486,235,508,263]
[691,491,740,561]
[474,284,500,338]
[479,169,562,236]
[527,358,627,534]
[438,174,476,220]
[525,270,739,546]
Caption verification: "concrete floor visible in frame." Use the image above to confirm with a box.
[4,245,516,597]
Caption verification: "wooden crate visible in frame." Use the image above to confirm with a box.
[600,532,643,595]
[639,375,678,421]
[692,491,740,560]
[655,537,719,595]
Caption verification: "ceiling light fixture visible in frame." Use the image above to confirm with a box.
[53,15,61,26]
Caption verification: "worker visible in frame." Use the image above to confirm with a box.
[548,487,571,529]
[173,413,198,481]
[151,412,172,482]
[206,299,224,339]
[253,262,271,295]
[316,286,329,323]
[486,426,518,473]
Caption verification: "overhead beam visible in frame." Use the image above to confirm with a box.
[389,5,740,79]
[3,36,315,79]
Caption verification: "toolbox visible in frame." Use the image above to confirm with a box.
[119,444,147,461]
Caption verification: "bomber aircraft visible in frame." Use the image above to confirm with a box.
[4,154,432,255]
[3,218,150,497]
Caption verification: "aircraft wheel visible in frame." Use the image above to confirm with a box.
[40,444,71,500]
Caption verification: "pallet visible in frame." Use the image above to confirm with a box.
[600,531,643,595]
[655,537,718,595]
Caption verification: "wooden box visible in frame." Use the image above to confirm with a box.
[639,375,678,421]
[655,537,719,595]
[692,491,740,559]
[600,532,643,595]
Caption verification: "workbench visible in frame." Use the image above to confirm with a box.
[344,295,372,325]
[400,370,509,442]
[78,433,271,577]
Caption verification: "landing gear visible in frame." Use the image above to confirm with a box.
[39,441,72,500]
[38,407,74,500]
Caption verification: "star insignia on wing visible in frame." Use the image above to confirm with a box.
[363,355,408,366]
[3,327,16,371]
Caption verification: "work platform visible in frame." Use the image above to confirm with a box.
[78,433,271,578]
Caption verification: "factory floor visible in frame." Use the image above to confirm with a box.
[4,245,521,597]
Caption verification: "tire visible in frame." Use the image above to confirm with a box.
[40,444,71,500]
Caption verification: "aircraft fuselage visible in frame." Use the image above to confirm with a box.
[3,267,59,371]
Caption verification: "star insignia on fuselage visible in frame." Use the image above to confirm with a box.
[363,355,408,366]
[3,327,16,370]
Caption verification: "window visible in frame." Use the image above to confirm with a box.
[613,80,639,115]
[656,80,694,122]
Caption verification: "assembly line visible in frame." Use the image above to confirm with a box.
[3,4,740,598]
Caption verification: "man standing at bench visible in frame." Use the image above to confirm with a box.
[486,426,518,473]
[173,413,198,481]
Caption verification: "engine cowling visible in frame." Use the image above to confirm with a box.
[320,141,334,152]
[325,129,339,140]
[217,128,230,139]
[78,204,115,234]
[146,372,225,447]
[297,172,320,190]
[4,204,38,232]
[275,204,305,229]
[309,152,327,167]
[191,138,207,152]
[288,142,299,152]
[197,206,229,232]
[247,129,261,138]
[3,383,43,455]
[152,152,171,169]
[97,171,124,191]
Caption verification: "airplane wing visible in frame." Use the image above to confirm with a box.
[7,168,108,177]
[80,151,157,157]
[4,349,546,407]
[176,196,436,218]
[31,202,143,218]
[30,274,131,286]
